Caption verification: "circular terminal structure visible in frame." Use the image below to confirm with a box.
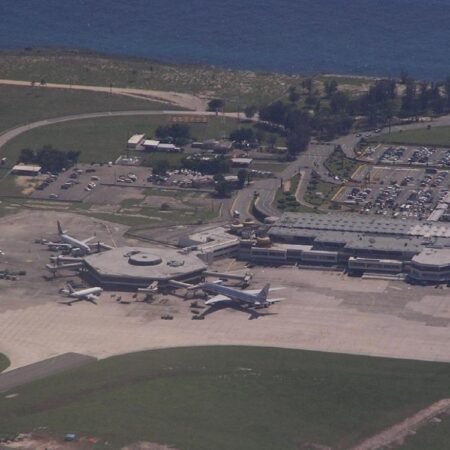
[128,252,162,266]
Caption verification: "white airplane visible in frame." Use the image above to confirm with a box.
[59,284,103,305]
[47,221,95,254]
[200,282,284,308]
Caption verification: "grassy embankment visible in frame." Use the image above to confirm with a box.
[0,84,174,134]
[0,49,307,111]
[0,49,376,111]
[370,125,450,147]
[1,347,450,450]
[0,353,9,373]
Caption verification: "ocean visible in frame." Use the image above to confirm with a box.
[1,0,450,80]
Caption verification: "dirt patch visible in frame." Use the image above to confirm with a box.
[2,430,102,449]
[13,176,38,196]
[122,442,178,450]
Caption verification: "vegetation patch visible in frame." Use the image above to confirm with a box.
[371,125,450,147]
[304,172,339,207]
[0,84,173,134]
[275,174,314,213]
[324,145,361,180]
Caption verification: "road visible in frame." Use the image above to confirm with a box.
[233,142,336,220]
[0,79,208,111]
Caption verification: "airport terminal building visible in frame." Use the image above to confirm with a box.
[240,213,450,283]
[83,246,207,290]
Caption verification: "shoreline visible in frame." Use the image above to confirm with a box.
[0,46,383,83]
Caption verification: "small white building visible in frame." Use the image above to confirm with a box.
[11,164,42,176]
[157,143,181,153]
[231,158,253,168]
[127,134,145,148]
[143,139,160,151]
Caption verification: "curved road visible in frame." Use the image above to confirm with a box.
[0,79,208,111]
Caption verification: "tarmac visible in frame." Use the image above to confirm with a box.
[1,210,450,371]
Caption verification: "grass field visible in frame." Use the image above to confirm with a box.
[1,115,245,165]
[0,49,308,110]
[0,353,9,373]
[304,177,339,207]
[0,84,173,134]
[1,347,450,449]
[373,126,450,147]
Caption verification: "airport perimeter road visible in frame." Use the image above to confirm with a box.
[232,143,336,220]
[0,79,208,111]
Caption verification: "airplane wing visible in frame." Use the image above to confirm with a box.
[244,287,285,295]
[82,236,96,244]
[265,298,284,304]
[205,294,232,306]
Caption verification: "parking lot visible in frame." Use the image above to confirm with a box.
[335,165,450,219]
[359,144,450,167]
[30,163,214,202]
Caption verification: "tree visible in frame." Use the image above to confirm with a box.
[288,86,300,103]
[259,101,289,125]
[237,169,248,188]
[286,126,310,157]
[330,91,350,114]
[208,98,225,112]
[230,127,255,143]
[302,78,313,94]
[19,148,35,164]
[155,124,190,146]
[244,105,257,119]
[214,174,230,198]
[152,159,170,176]
[324,79,338,98]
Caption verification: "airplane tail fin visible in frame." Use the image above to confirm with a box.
[66,283,75,294]
[57,221,64,235]
[257,283,270,301]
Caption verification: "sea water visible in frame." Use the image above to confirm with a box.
[1,0,450,79]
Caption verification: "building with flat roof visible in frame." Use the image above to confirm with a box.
[83,246,206,289]
[142,139,160,151]
[11,164,42,176]
[127,134,145,148]
[239,212,450,283]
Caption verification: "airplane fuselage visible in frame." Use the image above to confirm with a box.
[202,283,267,306]
[60,233,91,254]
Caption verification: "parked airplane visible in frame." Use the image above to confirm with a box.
[200,282,284,308]
[59,284,103,305]
[46,221,96,254]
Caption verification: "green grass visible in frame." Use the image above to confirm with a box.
[324,146,361,180]
[304,176,339,206]
[372,125,450,147]
[0,49,308,110]
[0,353,9,373]
[1,115,244,165]
[0,84,173,134]
[1,347,450,450]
